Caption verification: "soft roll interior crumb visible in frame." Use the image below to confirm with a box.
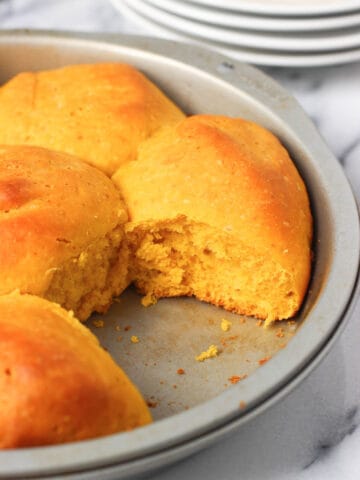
[127,216,302,324]
[45,225,129,321]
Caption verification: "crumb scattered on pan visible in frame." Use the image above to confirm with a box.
[221,334,238,348]
[173,384,177,389]
[115,325,121,331]
[92,319,104,328]
[228,374,248,384]
[287,320,297,332]
[221,318,232,332]
[239,401,247,409]
[195,344,219,362]
[177,368,185,375]
[124,325,131,331]
[258,356,271,365]
[116,335,122,342]
[239,318,246,324]
[256,320,263,327]
[146,400,158,408]
[220,338,228,347]
[130,335,139,344]
[141,292,158,307]
[276,328,285,338]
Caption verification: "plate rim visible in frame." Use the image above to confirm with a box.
[120,0,360,52]
[179,0,360,17]
[115,0,360,68]
[145,0,360,32]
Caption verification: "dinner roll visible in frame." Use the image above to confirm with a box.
[0,292,151,448]
[0,63,185,175]
[113,115,313,323]
[0,145,129,321]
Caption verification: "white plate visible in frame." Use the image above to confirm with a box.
[119,0,360,53]
[180,0,360,17]
[114,0,360,67]
[146,0,360,32]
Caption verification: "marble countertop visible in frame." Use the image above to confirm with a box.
[1,1,360,479]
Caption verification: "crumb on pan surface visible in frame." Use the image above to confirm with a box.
[195,344,219,362]
[141,292,158,307]
[229,374,247,384]
[221,319,232,332]
[259,356,271,365]
[92,319,105,328]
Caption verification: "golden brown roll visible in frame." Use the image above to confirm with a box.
[0,63,185,175]
[0,144,129,321]
[113,115,313,323]
[0,292,151,448]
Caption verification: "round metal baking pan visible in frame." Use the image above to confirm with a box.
[0,30,358,479]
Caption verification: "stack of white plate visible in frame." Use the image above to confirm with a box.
[111,0,360,67]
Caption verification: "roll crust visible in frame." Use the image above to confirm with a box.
[0,292,151,448]
[0,145,129,320]
[0,63,185,175]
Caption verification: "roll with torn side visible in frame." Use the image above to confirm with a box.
[0,292,151,448]
[0,145,130,321]
[113,115,313,324]
[0,63,185,175]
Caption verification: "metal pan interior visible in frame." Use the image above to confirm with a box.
[0,30,358,479]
